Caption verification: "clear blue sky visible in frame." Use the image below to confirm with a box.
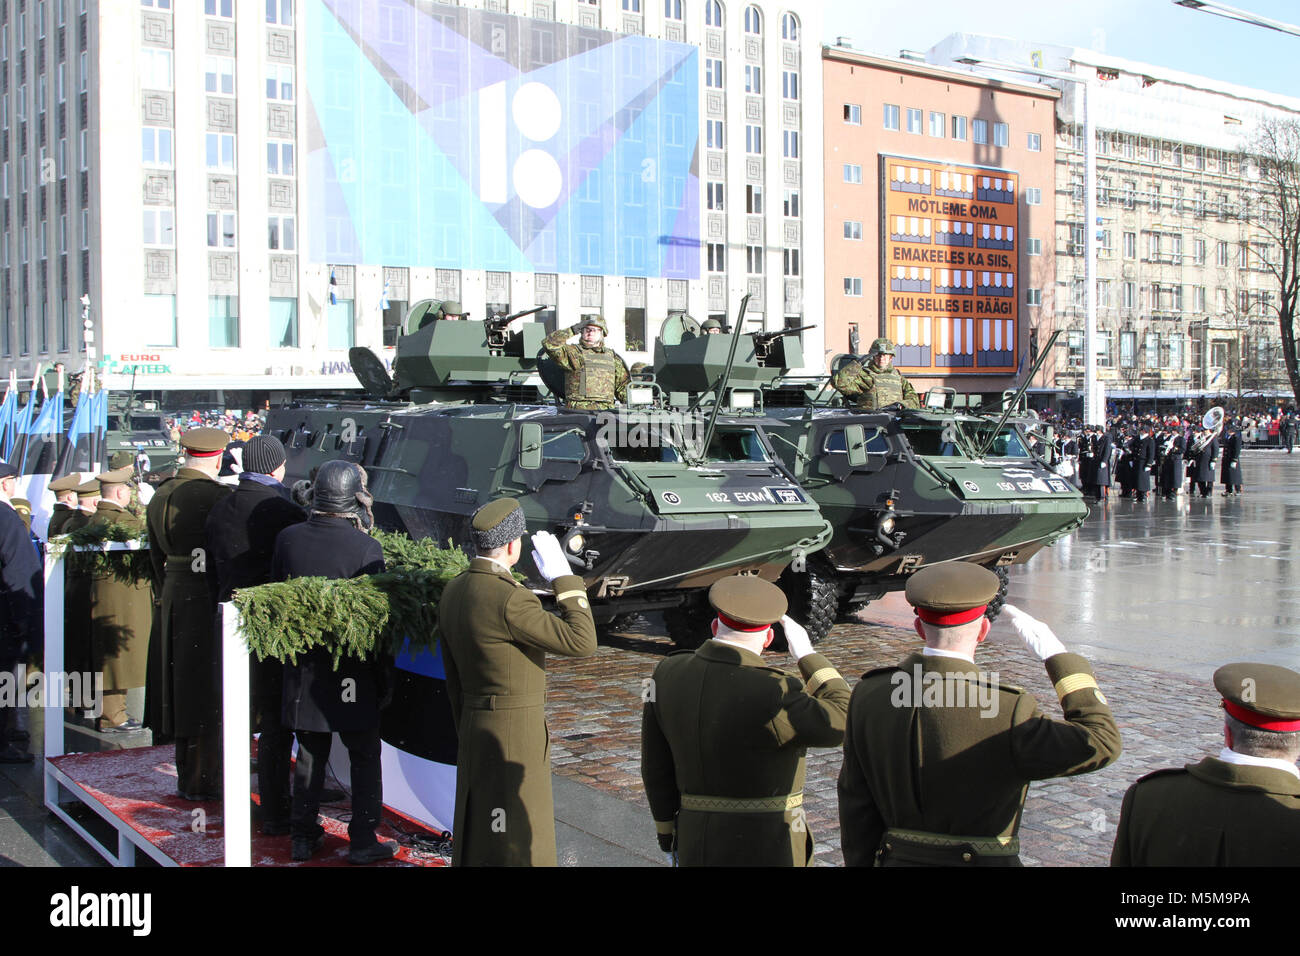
[823,0,1300,101]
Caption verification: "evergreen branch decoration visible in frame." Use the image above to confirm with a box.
[233,532,481,665]
[54,519,151,585]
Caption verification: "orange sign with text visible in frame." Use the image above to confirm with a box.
[880,156,1019,374]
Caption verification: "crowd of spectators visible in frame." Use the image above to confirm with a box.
[165,409,267,444]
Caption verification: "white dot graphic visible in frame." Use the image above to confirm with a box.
[512,82,562,142]
[514,149,563,208]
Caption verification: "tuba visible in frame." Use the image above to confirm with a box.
[1191,407,1224,454]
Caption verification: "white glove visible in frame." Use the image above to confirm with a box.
[780,615,815,661]
[1001,604,1067,660]
[530,530,571,583]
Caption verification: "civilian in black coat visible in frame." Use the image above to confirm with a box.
[204,436,306,834]
[0,463,40,763]
[271,460,394,863]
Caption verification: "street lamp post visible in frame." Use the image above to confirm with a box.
[955,55,1101,425]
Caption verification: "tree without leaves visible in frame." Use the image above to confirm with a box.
[1246,118,1300,408]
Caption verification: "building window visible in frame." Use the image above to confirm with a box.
[268,215,295,251]
[206,211,236,248]
[1165,334,1184,370]
[843,103,861,125]
[1122,180,1135,209]
[142,127,173,166]
[972,119,988,144]
[781,70,798,99]
[746,245,763,274]
[143,0,174,7]
[843,164,861,184]
[267,141,294,176]
[706,181,724,211]
[1194,286,1206,312]
[1119,331,1136,369]
[141,49,173,90]
[783,190,799,217]
[882,104,899,131]
[205,0,234,16]
[270,296,298,348]
[929,111,945,138]
[1095,330,1113,368]
[1145,332,1160,370]
[782,130,798,158]
[208,295,239,348]
[267,65,294,101]
[1067,331,1084,368]
[744,64,761,94]
[843,220,862,240]
[951,115,967,141]
[142,209,174,246]
[743,5,760,34]
[143,294,177,348]
[1024,187,1041,205]
[1216,241,1228,267]
[1122,282,1136,309]
[707,242,725,271]
[745,124,761,154]
[1026,238,1042,256]
[781,12,798,39]
[1123,232,1135,259]
[205,56,235,95]
[746,184,763,214]
[206,133,235,170]
[705,0,722,27]
[993,122,1008,147]
[783,248,800,276]
[705,58,723,89]
[844,277,863,297]
[1025,289,1042,306]
[1027,132,1041,151]
[906,107,922,134]
[266,0,293,25]
[327,299,355,350]
[706,120,723,149]
[622,0,641,11]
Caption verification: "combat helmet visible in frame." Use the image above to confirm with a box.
[869,337,896,356]
[581,314,609,335]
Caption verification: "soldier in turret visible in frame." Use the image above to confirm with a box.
[831,337,921,411]
[542,314,629,412]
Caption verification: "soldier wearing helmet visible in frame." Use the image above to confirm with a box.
[542,314,630,411]
[831,337,921,411]
[700,318,724,334]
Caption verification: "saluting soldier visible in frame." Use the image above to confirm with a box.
[541,314,630,411]
[204,435,306,835]
[85,467,151,733]
[46,474,81,537]
[437,498,597,866]
[63,478,101,533]
[831,338,921,411]
[641,576,850,866]
[145,427,232,800]
[838,564,1121,866]
[1220,421,1243,495]
[1112,663,1300,866]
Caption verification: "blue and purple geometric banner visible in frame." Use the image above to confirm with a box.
[307,0,701,278]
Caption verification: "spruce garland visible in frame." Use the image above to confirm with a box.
[233,531,494,665]
[54,519,151,585]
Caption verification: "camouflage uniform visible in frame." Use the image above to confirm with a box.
[831,359,920,411]
[543,321,629,411]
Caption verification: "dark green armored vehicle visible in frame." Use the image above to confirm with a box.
[653,316,1088,641]
[107,398,180,473]
[268,301,830,647]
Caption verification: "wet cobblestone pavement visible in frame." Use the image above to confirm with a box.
[544,451,1300,867]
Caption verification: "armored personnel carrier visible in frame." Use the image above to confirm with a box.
[652,316,1088,641]
[106,397,179,473]
[267,300,830,647]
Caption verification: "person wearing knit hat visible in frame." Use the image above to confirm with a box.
[205,432,305,835]
[838,564,1120,866]
[641,574,849,866]
[437,497,597,865]
[145,422,234,799]
[1112,662,1300,866]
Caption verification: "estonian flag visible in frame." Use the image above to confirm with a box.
[329,268,338,306]
[0,387,15,461]
[54,388,95,476]
[87,390,108,471]
[380,281,391,311]
[7,392,37,468]
[16,390,62,538]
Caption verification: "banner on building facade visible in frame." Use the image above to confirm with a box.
[879,155,1020,375]
[307,0,701,279]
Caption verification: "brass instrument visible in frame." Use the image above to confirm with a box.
[1190,407,1224,454]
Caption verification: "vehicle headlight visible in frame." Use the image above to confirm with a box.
[878,515,896,535]
[567,533,585,553]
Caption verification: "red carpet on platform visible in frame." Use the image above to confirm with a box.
[49,746,450,867]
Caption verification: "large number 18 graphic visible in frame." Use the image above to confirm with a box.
[480,81,564,209]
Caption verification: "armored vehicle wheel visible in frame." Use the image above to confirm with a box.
[663,601,715,650]
[837,584,885,622]
[779,562,838,644]
[985,566,1010,621]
